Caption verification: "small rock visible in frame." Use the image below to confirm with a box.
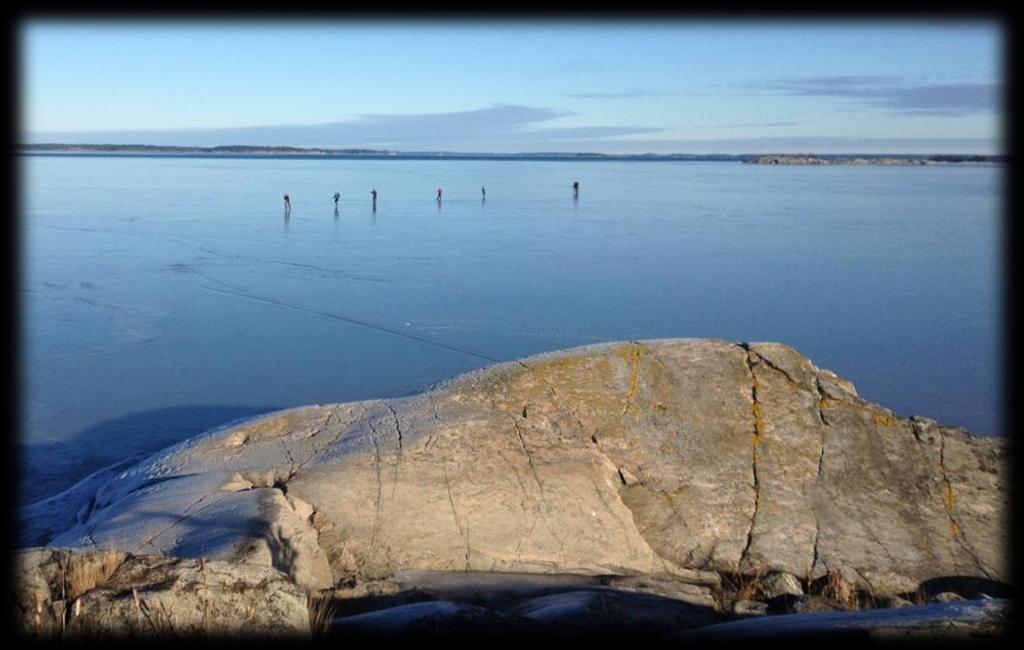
[732,600,769,616]
[881,595,913,609]
[775,594,841,614]
[761,571,804,600]
[930,592,965,604]
[603,575,717,608]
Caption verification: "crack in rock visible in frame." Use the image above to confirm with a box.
[814,376,831,426]
[810,375,830,575]
[509,415,544,491]
[366,419,384,551]
[748,348,801,388]
[516,359,589,436]
[938,429,993,579]
[385,403,403,453]
[622,341,645,418]
[738,344,763,571]
[442,465,471,570]
[385,403,404,499]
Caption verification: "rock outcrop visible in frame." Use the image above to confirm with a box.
[21,339,1007,600]
[14,547,311,638]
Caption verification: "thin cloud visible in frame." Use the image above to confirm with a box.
[558,57,604,75]
[26,103,665,150]
[748,75,903,94]
[744,76,998,116]
[693,121,802,129]
[522,125,665,139]
[567,88,670,99]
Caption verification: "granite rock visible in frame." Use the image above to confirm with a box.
[22,339,1007,599]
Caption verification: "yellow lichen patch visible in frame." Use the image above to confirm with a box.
[242,409,323,441]
[525,355,616,404]
[654,403,668,412]
[619,343,646,417]
[752,401,765,446]
[871,410,902,427]
[819,396,848,409]
[663,486,685,502]
[533,355,587,376]
[820,396,870,417]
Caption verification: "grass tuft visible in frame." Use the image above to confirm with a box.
[307,592,337,639]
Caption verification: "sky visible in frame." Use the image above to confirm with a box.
[20,20,1004,154]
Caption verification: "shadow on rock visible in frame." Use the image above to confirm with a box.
[20,404,277,505]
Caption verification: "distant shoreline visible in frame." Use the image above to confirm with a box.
[16,144,1006,165]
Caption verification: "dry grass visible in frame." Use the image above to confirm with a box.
[821,569,858,608]
[200,556,210,634]
[307,593,337,638]
[736,567,768,602]
[712,567,769,611]
[65,549,124,600]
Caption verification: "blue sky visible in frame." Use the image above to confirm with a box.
[21,20,1003,153]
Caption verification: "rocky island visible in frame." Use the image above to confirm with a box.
[745,154,1004,165]
[16,339,1008,639]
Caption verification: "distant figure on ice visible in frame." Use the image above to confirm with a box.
[333,192,340,208]
[437,187,443,202]
[283,193,291,214]
[371,188,377,210]
[481,186,486,200]
[572,181,579,199]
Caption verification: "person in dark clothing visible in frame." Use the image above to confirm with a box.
[333,192,340,207]
[284,194,291,213]
[572,181,579,199]
[371,188,377,210]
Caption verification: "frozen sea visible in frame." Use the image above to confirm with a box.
[20,154,1002,505]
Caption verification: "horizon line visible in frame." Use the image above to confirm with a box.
[18,143,1005,159]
